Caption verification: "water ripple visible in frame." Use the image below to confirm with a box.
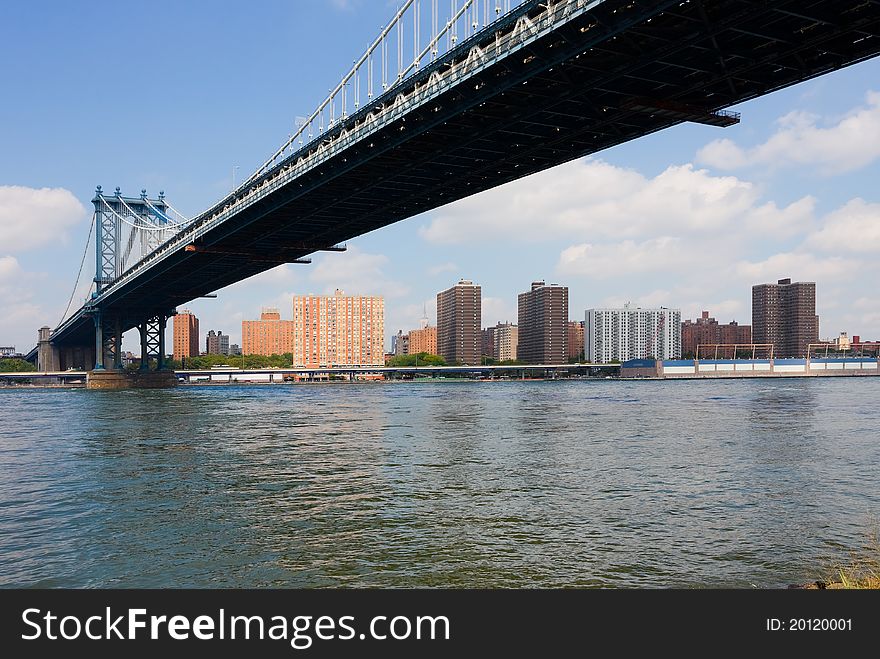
[1,378,878,588]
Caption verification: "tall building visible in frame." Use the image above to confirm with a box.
[493,323,519,362]
[206,330,230,356]
[567,320,585,361]
[585,305,682,363]
[173,310,199,362]
[409,326,437,355]
[437,279,481,365]
[242,308,294,356]
[681,311,751,357]
[517,281,568,364]
[292,289,384,367]
[752,278,818,357]
[481,327,495,360]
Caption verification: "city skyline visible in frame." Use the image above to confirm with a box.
[1,3,879,353]
[173,275,844,360]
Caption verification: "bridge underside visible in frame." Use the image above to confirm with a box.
[52,0,880,347]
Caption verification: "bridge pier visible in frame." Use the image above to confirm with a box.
[87,369,178,390]
[85,311,177,389]
[37,327,60,373]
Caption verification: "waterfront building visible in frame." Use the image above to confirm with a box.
[292,289,385,367]
[517,281,568,364]
[752,278,818,358]
[585,304,682,363]
[437,279,481,365]
[681,311,751,357]
[493,323,519,362]
[481,327,495,360]
[392,330,409,356]
[206,330,230,356]
[0,346,16,358]
[567,321,585,361]
[242,308,294,357]
[173,310,200,362]
[409,326,437,355]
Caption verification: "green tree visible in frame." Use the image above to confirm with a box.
[387,352,446,367]
[0,358,36,372]
[176,353,294,370]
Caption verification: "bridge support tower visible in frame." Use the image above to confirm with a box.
[87,311,177,390]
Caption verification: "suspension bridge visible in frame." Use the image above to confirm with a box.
[24,0,880,388]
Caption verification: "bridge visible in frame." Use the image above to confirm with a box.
[26,0,880,387]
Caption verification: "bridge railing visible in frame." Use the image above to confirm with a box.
[89,0,608,307]
[245,0,526,189]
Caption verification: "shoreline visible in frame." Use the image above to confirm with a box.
[3,372,880,390]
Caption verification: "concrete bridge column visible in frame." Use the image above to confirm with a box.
[37,326,60,373]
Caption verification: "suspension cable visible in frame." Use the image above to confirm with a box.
[160,199,191,224]
[98,196,186,232]
[59,212,96,325]
[144,197,190,226]
[115,195,189,230]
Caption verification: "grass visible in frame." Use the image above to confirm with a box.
[822,531,880,589]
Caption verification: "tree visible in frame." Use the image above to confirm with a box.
[0,358,36,372]
[387,352,446,367]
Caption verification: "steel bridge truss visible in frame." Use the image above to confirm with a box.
[138,316,167,371]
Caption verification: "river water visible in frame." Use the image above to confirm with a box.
[1,378,878,588]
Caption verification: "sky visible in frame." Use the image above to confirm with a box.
[1,0,879,354]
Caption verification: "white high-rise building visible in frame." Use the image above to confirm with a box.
[585,305,681,363]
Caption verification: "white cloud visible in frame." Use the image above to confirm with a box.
[0,186,87,251]
[0,256,46,350]
[308,246,409,298]
[744,196,817,240]
[732,252,853,284]
[601,289,675,310]
[389,298,436,331]
[420,159,793,245]
[427,262,458,276]
[805,198,880,253]
[696,91,880,174]
[482,296,516,326]
[557,237,691,278]
[242,263,301,287]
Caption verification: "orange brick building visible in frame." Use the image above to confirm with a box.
[173,310,199,362]
[408,326,437,355]
[292,290,384,367]
[242,308,294,356]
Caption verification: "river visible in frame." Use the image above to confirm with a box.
[1,378,878,588]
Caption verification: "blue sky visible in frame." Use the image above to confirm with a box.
[1,1,879,353]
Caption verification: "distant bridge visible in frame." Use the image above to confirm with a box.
[27,0,880,385]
